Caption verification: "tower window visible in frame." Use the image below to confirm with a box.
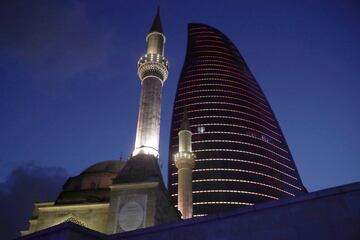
[261,135,270,143]
[197,126,205,133]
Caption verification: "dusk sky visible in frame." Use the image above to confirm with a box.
[0,2,359,235]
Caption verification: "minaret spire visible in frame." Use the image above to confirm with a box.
[180,107,190,131]
[133,9,169,158]
[149,7,163,34]
[174,108,195,219]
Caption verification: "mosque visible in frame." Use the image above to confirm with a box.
[21,9,180,236]
[19,9,360,240]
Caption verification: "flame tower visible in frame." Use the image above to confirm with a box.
[133,9,169,158]
[168,23,306,216]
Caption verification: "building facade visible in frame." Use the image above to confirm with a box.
[168,23,306,216]
[20,160,126,235]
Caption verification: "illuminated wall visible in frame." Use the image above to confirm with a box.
[21,160,125,236]
[21,202,110,235]
[168,23,306,216]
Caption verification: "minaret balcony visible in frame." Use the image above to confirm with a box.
[138,54,168,68]
[174,152,195,169]
[138,54,169,82]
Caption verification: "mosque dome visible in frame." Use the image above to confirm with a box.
[56,160,126,205]
[83,160,125,174]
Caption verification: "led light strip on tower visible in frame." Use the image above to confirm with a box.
[174,123,281,143]
[175,101,274,121]
[193,149,294,170]
[193,158,297,179]
[174,115,281,137]
[174,108,278,129]
[185,67,261,90]
[177,86,267,107]
[190,168,301,190]
[171,179,295,196]
[171,190,279,200]
[181,75,264,98]
[191,140,290,161]
[176,95,272,115]
[192,201,254,206]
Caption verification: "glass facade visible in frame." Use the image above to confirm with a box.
[168,23,306,216]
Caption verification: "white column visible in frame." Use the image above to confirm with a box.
[175,128,195,219]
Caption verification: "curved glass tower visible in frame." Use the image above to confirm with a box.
[168,23,306,217]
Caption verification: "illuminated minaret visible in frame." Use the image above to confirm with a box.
[133,9,169,158]
[174,109,195,219]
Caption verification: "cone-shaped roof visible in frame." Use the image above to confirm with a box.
[149,7,164,34]
[180,107,190,131]
[113,154,163,184]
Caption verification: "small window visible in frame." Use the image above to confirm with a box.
[197,126,205,133]
[261,135,270,143]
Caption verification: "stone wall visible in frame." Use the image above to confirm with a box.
[116,182,360,240]
[21,202,109,236]
[20,182,360,240]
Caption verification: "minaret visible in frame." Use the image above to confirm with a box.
[174,109,195,219]
[133,8,169,158]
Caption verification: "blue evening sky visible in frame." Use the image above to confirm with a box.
[0,0,359,192]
